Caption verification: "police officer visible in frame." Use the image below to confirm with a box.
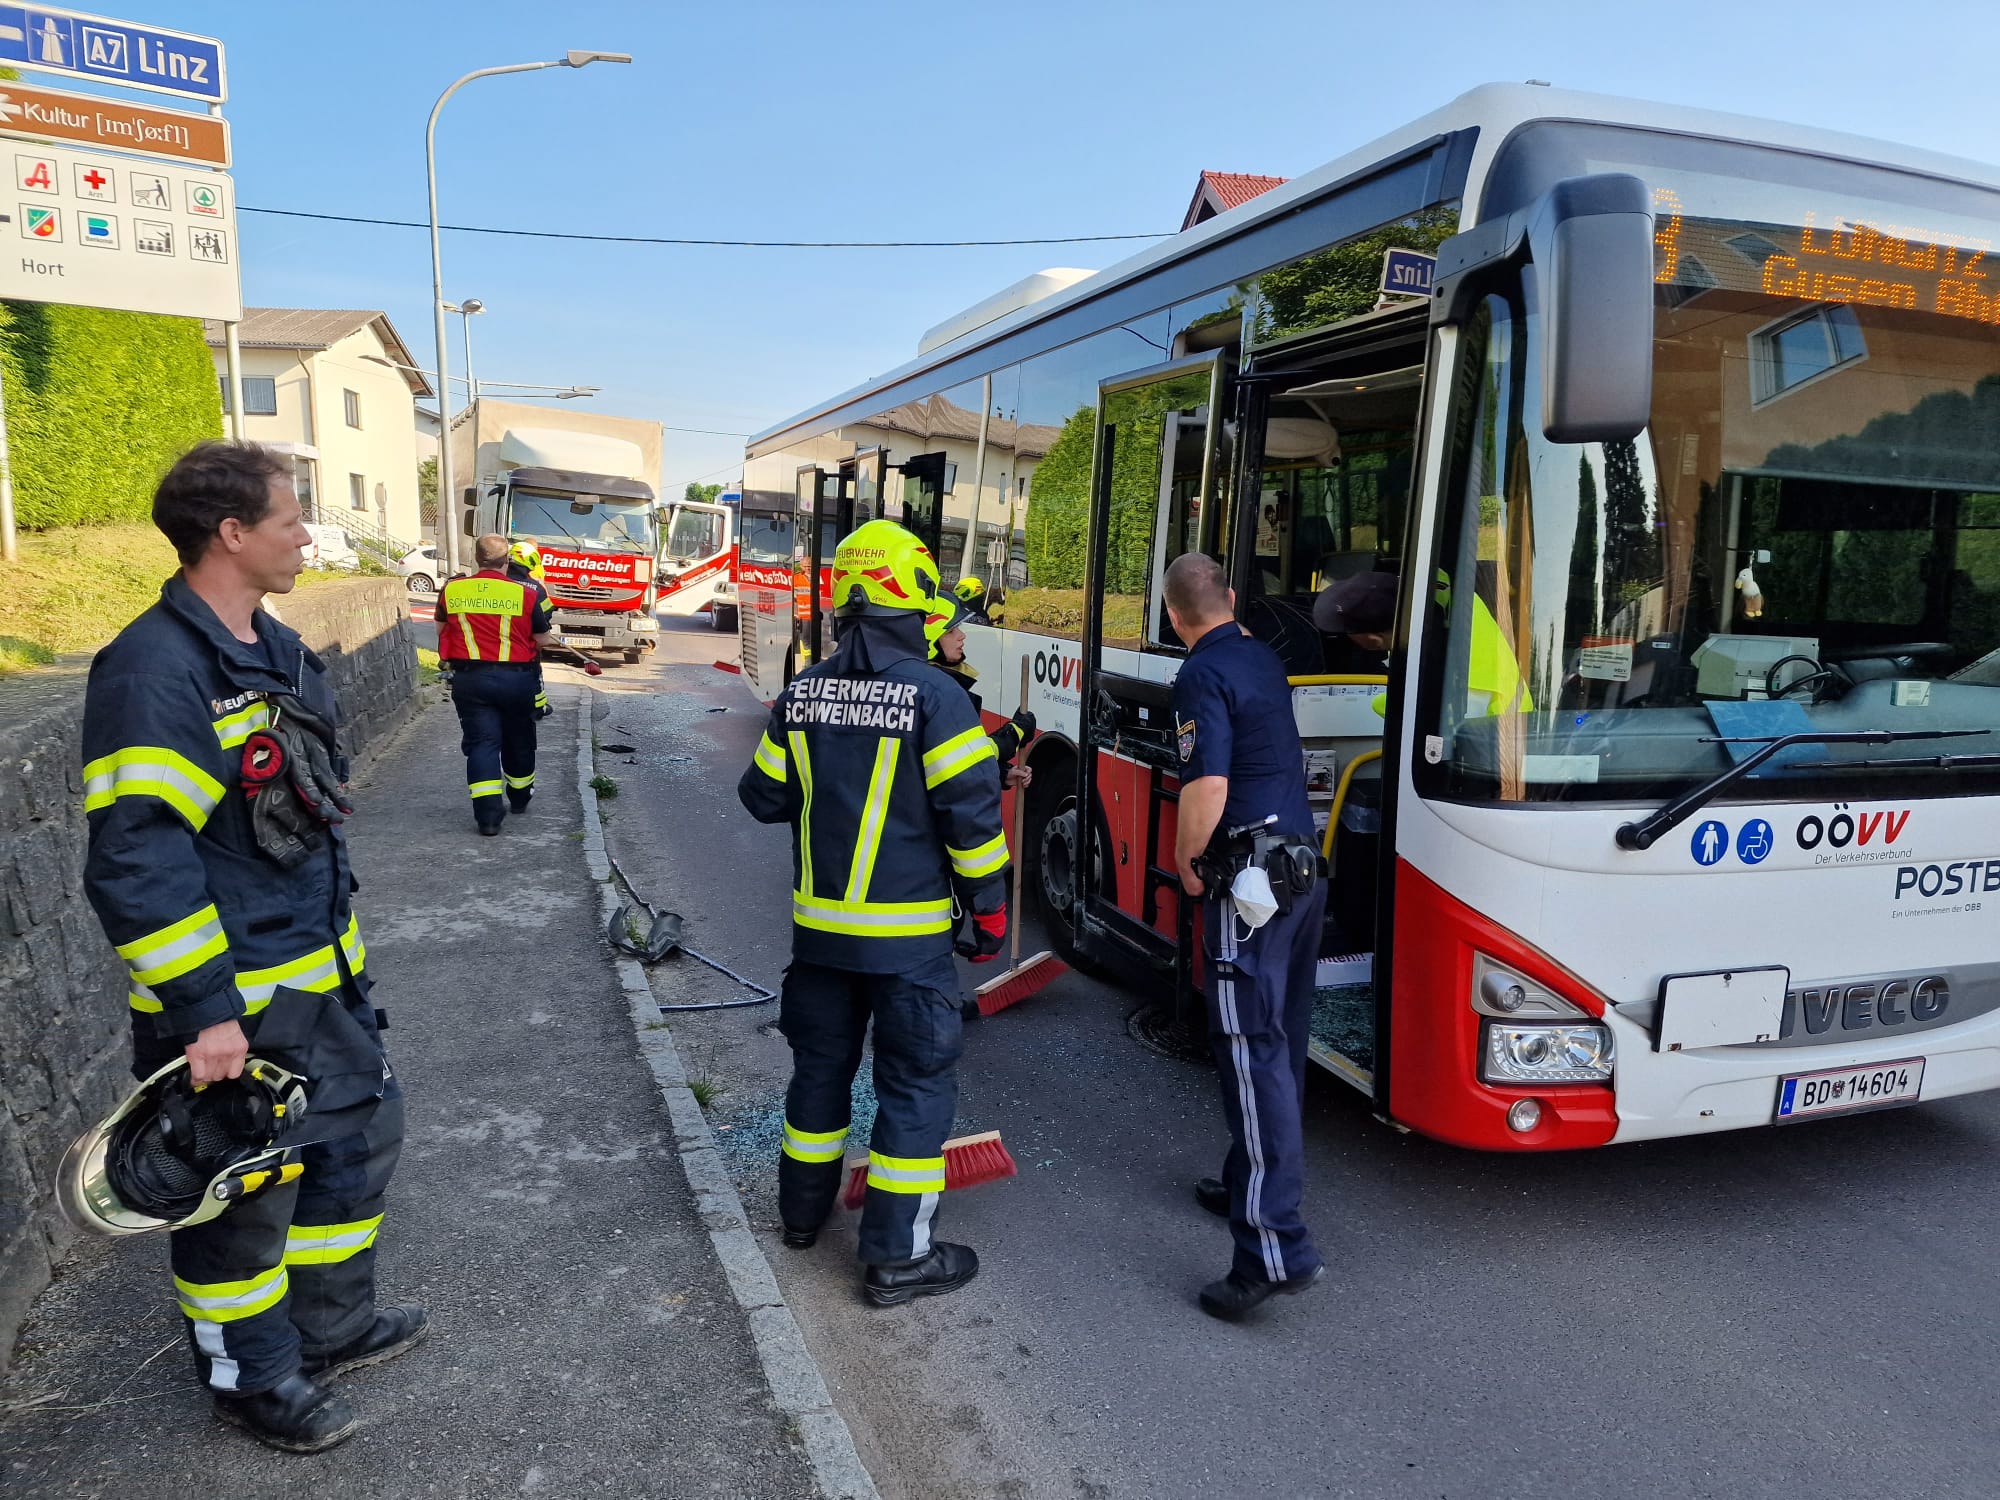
[738,520,1010,1306]
[1164,551,1326,1321]
[81,441,422,1453]
[435,533,557,834]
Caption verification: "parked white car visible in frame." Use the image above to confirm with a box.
[303,524,361,572]
[398,544,440,593]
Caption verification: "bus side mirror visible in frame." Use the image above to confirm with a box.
[1432,172,1655,445]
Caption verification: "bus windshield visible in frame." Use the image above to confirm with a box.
[1425,125,2000,804]
[740,509,795,565]
[512,490,651,553]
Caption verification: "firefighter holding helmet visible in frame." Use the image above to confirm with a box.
[738,519,1010,1305]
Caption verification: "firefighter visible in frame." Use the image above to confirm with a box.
[506,540,554,720]
[953,575,993,625]
[80,441,422,1453]
[435,533,558,834]
[1165,551,1327,1321]
[928,591,1033,790]
[738,519,1010,1306]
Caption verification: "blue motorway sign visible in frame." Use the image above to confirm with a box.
[1379,247,1436,299]
[0,6,225,103]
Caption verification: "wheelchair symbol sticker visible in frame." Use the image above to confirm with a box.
[1691,820,1729,867]
[1736,819,1774,865]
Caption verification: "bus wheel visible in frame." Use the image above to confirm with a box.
[712,604,738,633]
[1031,794,1089,969]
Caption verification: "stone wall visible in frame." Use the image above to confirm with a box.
[0,576,414,1371]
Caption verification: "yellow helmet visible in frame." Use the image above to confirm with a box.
[510,540,546,583]
[830,520,939,618]
[925,591,966,657]
[953,576,986,604]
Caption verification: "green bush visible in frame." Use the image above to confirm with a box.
[0,302,222,529]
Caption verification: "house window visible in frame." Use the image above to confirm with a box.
[343,389,362,428]
[218,375,278,415]
[1751,305,1867,404]
[349,473,367,510]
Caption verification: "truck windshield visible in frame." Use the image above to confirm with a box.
[513,490,651,553]
[664,507,725,561]
[1423,125,2000,805]
[740,509,795,565]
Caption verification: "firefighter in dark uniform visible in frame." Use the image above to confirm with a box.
[1164,551,1327,1320]
[435,533,557,834]
[506,539,555,720]
[81,441,423,1453]
[738,520,1010,1306]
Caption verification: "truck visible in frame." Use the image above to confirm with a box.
[655,489,740,632]
[469,427,661,663]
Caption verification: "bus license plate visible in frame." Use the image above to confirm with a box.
[1775,1058,1924,1123]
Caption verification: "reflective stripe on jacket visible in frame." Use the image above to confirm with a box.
[738,656,1007,972]
[435,569,553,663]
[81,575,367,1041]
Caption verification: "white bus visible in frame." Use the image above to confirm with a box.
[737,83,2000,1150]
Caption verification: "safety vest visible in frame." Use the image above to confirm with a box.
[437,570,546,663]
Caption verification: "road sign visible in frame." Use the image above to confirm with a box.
[0,78,228,166]
[1379,247,1436,300]
[0,6,224,102]
[0,139,237,318]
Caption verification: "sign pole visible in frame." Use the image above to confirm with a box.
[0,351,17,564]
[223,319,244,442]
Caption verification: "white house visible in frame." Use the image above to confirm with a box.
[203,308,434,547]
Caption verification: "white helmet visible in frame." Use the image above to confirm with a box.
[57,1055,308,1236]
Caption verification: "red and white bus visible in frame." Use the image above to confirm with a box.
[738,84,2000,1150]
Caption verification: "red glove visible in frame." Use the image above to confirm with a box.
[956,906,1007,963]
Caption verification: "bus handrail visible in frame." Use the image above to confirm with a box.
[1322,749,1383,861]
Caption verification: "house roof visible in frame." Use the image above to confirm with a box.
[202,307,434,397]
[1180,171,1289,232]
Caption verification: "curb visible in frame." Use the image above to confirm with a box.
[573,687,881,1500]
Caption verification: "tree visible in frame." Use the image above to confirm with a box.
[417,456,437,527]
[684,481,723,504]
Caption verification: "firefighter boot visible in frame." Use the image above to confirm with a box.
[213,1373,358,1454]
[863,1242,979,1307]
[300,1303,431,1382]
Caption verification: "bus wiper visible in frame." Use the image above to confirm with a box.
[1784,750,2000,772]
[1614,729,1988,852]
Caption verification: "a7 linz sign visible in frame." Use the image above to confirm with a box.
[0,5,224,103]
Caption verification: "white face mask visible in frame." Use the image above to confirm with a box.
[1229,864,1280,932]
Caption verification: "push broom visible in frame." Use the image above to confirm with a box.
[841,1131,1017,1211]
[970,659,1068,1018]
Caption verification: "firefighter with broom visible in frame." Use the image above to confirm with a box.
[737,519,1010,1305]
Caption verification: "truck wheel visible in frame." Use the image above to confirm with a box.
[622,648,643,665]
[711,604,738,633]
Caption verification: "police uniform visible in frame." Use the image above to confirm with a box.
[738,524,1008,1282]
[1173,622,1325,1288]
[81,574,401,1397]
[435,566,555,830]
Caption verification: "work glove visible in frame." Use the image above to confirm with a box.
[269,700,354,826]
[1009,706,1037,739]
[955,904,1007,963]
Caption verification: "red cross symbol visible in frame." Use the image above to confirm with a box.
[83,169,105,192]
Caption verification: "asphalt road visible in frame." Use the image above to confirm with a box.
[599,616,2000,1500]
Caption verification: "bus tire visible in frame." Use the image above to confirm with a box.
[711,604,738,633]
[1027,788,1092,972]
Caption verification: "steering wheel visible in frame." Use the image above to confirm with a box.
[1763,653,1842,702]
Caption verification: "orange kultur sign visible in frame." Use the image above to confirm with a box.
[0,80,228,167]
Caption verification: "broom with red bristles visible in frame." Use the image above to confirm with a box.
[840,1130,1018,1211]
[970,660,1068,1017]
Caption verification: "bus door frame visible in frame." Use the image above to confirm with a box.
[892,451,954,563]
[1076,350,1225,1029]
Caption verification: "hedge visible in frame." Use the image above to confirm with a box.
[0,301,222,529]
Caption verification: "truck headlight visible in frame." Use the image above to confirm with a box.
[1480,1022,1614,1085]
[629,614,658,632]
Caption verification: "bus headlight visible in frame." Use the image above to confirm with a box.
[1473,955,1586,1019]
[1480,1022,1614,1085]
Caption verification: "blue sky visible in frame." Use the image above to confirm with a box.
[135,0,2000,497]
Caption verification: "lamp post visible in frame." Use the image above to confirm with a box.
[444,298,485,408]
[427,51,631,577]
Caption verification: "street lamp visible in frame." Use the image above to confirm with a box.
[443,298,484,408]
[427,50,631,577]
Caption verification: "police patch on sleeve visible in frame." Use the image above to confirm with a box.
[1177,717,1196,763]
